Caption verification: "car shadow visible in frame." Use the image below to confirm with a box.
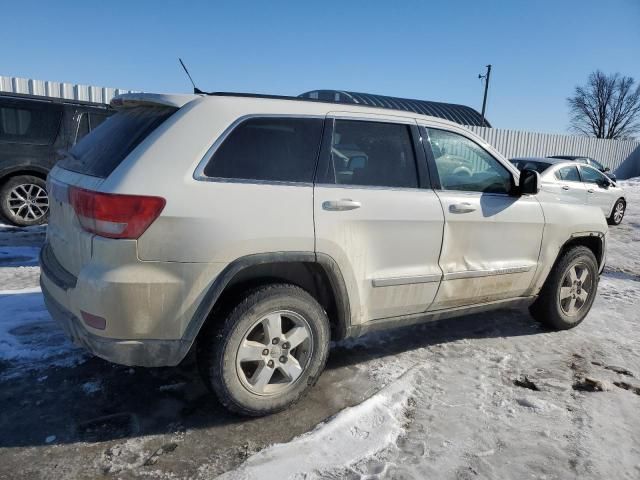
[0,303,545,450]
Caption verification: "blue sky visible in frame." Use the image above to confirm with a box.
[3,0,639,133]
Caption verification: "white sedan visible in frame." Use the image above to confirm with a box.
[511,157,627,225]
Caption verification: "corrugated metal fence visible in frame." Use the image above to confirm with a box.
[467,126,640,179]
[0,75,133,104]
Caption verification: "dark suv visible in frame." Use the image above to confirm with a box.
[0,93,113,226]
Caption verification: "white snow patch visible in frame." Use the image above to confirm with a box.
[0,286,86,378]
[218,366,419,480]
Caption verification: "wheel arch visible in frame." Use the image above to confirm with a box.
[185,252,351,346]
[0,166,50,186]
[557,233,605,272]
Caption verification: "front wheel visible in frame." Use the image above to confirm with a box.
[529,246,598,330]
[0,175,49,227]
[197,284,331,416]
[608,198,625,225]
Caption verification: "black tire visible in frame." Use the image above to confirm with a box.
[197,284,331,416]
[607,198,626,226]
[529,246,598,330]
[0,175,49,227]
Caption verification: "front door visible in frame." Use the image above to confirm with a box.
[421,126,545,310]
[314,114,444,324]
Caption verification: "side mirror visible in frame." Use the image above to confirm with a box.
[519,169,540,195]
[597,178,611,188]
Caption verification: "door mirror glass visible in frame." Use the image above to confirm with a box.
[519,169,540,195]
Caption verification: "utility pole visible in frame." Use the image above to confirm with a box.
[478,64,492,127]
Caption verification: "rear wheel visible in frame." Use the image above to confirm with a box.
[529,246,598,330]
[608,198,625,225]
[0,175,49,226]
[197,284,330,416]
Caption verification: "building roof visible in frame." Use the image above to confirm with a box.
[299,90,490,127]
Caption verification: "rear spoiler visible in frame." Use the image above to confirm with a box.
[110,93,199,109]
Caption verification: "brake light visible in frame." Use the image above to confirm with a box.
[69,187,165,239]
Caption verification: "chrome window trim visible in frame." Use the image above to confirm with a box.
[193,113,325,186]
[315,183,424,192]
[371,274,442,288]
[443,265,533,281]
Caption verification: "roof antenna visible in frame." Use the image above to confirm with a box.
[179,58,205,94]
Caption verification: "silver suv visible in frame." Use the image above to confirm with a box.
[41,92,608,415]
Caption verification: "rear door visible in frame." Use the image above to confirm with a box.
[314,113,444,323]
[421,125,544,310]
[0,97,62,173]
[579,165,615,216]
[548,165,587,205]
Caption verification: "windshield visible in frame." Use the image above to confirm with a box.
[59,106,176,178]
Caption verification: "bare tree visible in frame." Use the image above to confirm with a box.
[568,71,640,139]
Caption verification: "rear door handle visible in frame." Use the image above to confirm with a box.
[449,202,476,214]
[587,189,595,194]
[562,185,570,190]
[322,199,361,211]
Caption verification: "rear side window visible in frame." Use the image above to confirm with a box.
[60,106,176,178]
[0,105,61,145]
[324,120,418,188]
[203,117,323,183]
[555,166,580,182]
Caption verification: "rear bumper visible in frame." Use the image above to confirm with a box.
[41,279,190,367]
[39,241,222,367]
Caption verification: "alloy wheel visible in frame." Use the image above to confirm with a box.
[558,262,593,317]
[7,183,49,222]
[235,310,314,396]
[614,202,625,224]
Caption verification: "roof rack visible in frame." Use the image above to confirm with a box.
[203,90,490,127]
[299,90,490,127]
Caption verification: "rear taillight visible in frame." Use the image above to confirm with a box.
[69,187,165,239]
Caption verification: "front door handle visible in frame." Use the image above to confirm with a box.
[449,202,476,214]
[587,188,595,194]
[562,185,570,191]
[322,199,361,211]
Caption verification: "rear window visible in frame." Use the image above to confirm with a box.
[0,105,61,145]
[60,106,176,178]
[202,117,324,183]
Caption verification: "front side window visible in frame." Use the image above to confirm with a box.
[555,166,581,182]
[580,165,608,184]
[426,128,512,194]
[325,120,418,188]
[0,105,61,145]
[203,117,323,183]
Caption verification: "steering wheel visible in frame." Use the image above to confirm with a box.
[452,166,472,177]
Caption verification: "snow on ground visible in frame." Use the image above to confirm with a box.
[218,367,420,480]
[0,287,86,379]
